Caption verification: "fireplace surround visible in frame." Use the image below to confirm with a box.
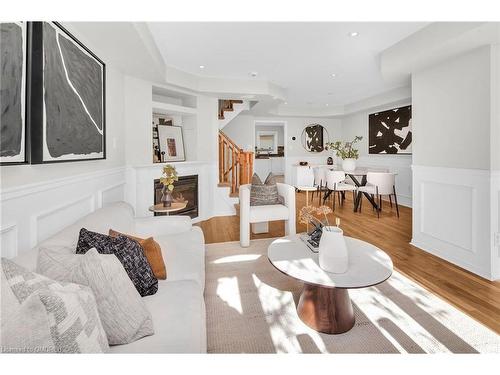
[153,175,198,218]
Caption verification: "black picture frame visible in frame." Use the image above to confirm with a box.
[0,22,29,165]
[28,21,106,164]
[368,105,412,155]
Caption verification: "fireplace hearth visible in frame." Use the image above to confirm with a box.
[154,175,198,218]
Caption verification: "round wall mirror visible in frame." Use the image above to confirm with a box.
[301,124,329,152]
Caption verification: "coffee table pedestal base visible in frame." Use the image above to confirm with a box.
[297,283,355,334]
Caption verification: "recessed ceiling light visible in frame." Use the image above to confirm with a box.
[199,65,205,69]
[250,72,258,77]
[284,101,288,105]
[349,31,359,37]
[331,73,336,78]
[325,103,329,107]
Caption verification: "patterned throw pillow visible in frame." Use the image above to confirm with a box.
[76,228,158,297]
[37,248,155,345]
[250,173,285,206]
[1,258,109,353]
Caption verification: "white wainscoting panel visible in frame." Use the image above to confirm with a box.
[491,171,500,280]
[0,167,126,258]
[412,165,492,279]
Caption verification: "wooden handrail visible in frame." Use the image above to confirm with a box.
[218,130,254,195]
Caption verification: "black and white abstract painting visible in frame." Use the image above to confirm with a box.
[31,22,105,163]
[301,124,328,152]
[0,22,26,164]
[369,105,412,154]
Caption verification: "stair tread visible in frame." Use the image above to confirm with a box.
[218,182,230,187]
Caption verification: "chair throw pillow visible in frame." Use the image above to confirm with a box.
[37,248,155,345]
[250,173,285,206]
[1,258,109,353]
[75,228,158,297]
[108,229,166,280]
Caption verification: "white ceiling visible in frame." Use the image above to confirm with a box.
[147,22,427,108]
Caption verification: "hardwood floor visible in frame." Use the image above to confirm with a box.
[196,190,500,334]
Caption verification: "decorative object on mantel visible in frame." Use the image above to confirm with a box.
[301,124,329,152]
[318,217,349,274]
[299,161,308,166]
[327,157,333,165]
[325,136,362,172]
[369,105,412,154]
[159,164,178,207]
[157,124,185,162]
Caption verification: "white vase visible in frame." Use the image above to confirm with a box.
[318,226,349,274]
[342,158,356,172]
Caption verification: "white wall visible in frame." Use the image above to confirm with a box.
[340,100,413,207]
[413,46,491,170]
[224,114,343,185]
[255,124,285,147]
[0,25,128,257]
[411,46,498,280]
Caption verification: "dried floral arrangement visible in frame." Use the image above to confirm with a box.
[299,205,340,232]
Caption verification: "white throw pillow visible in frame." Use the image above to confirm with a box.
[37,247,155,345]
[1,258,109,353]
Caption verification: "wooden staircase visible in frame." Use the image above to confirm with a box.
[218,99,243,120]
[218,130,254,197]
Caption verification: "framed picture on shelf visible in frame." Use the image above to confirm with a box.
[0,22,28,165]
[29,22,106,163]
[157,125,185,162]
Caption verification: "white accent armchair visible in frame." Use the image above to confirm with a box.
[239,183,296,247]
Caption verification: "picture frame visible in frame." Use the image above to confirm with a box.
[369,105,412,155]
[28,21,106,164]
[0,22,28,165]
[157,125,185,162]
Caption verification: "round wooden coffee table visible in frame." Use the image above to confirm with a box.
[268,235,393,334]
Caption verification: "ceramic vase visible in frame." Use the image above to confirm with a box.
[161,187,173,207]
[318,226,349,273]
[342,158,356,172]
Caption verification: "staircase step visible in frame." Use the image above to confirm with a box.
[229,191,239,198]
[232,100,243,104]
[218,182,231,187]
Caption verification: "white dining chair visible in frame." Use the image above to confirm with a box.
[324,170,356,211]
[311,167,328,205]
[357,172,399,218]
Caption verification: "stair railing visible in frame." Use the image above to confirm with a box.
[218,130,254,195]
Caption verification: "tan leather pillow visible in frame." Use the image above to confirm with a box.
[109,229,166,280]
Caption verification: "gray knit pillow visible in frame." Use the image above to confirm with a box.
[250,173,285,206]
[1,258,109,353]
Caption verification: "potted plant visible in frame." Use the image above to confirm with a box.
[159,164,178,207]
[325,136,363,172]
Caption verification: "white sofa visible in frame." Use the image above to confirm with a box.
[10,202,207,353]
[239,183,296,247]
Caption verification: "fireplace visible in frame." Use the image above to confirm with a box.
[154,175,198,218]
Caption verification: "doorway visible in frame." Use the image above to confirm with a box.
[254,121,287,183]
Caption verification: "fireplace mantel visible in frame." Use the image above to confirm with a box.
[126,161,215,223]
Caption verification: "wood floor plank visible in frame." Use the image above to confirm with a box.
[196,191,500,334]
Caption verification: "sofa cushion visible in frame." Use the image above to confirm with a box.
[109,229,167,280]
[154,227,205,289]
[37,248,155,345]
[1,258,109,353]
[76,228,158,297]
[109,280,206,353]
[38,202,135,250]
[249,204,290,223]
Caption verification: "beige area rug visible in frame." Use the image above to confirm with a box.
[205,238,500,353]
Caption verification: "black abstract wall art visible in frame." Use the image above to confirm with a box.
[29,22,106,163]
[369,105,412,154]
[301,124,328,152]
[0,22,27,164]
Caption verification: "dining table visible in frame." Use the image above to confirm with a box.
[322,166,392,212]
